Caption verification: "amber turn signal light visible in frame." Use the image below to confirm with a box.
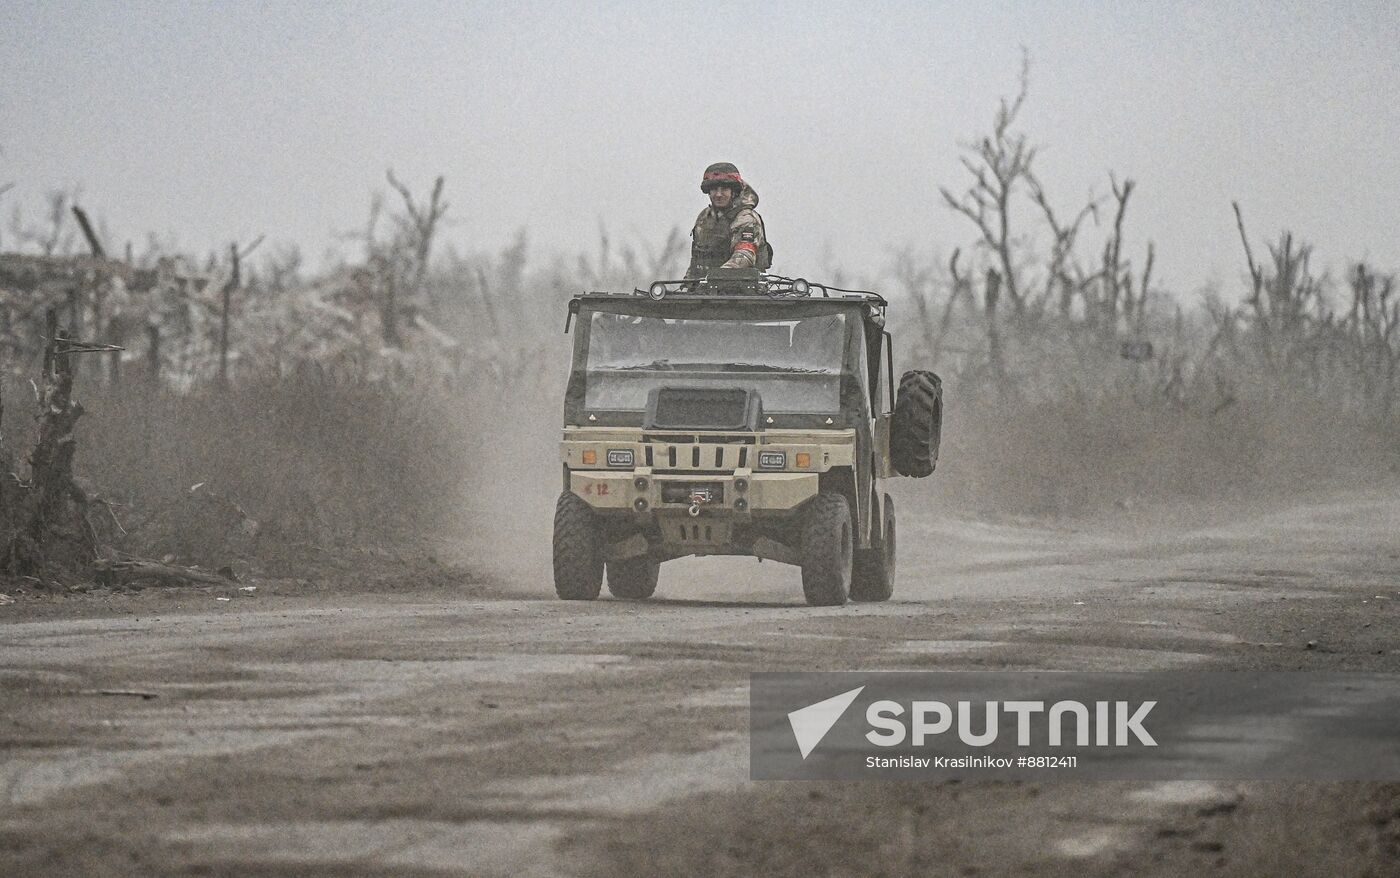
[581,450,597,465]
[795,452,811,468]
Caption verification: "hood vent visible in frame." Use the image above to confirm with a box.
[644,386,762,432]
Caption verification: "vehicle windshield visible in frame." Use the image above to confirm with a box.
[584,311,847,413]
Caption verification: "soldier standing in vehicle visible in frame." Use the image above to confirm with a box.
[686,162,771,278]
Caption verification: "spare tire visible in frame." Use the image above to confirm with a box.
[890,370,942,478]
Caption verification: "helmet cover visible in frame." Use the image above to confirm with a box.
[701,162,744,193]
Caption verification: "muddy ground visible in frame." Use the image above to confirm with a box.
[2,488,1399,876]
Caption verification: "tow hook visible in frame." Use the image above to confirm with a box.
[688,488,714,517]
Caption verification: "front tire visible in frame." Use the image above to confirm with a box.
[607,556,659,599]
[800,493,853,606]
[852,493,895,602]
[553,491,603,600]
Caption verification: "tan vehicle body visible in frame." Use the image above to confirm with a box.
[553,270,937,606]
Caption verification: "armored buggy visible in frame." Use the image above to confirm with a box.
[554,269,941,606]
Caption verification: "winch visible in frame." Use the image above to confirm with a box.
[687,487,715,517]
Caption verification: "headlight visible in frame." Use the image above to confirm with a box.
[792,278,809,296]
[757,451,786,470]
[648,282,667,301]
[607,449,634,467]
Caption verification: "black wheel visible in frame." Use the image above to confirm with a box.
[852,493,895,602]
[891,370,943,478]
[553,491,603,600]
[800,492,852,606]
[607,556,659,599]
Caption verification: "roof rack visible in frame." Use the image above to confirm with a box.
[566,270,887,332]
[611,269,887,305]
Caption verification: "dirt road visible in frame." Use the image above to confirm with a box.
[3,491,1399,876]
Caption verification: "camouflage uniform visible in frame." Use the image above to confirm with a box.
[687,164,769,278]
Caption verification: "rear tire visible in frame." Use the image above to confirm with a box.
[800,493,852,606]
[891,370,943,478]
[851,493,895,602]
[553,491,603,600]
[607,556,659,599]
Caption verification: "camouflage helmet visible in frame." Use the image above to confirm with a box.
[700,162,744,193]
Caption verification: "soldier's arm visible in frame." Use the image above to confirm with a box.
[721,211,764,269]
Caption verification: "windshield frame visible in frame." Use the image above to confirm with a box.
[565,298,873,429]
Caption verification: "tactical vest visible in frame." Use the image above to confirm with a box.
[690,208,739,273]
[689,207,771,274]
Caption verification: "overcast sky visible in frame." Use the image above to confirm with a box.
[3,0,1397,295]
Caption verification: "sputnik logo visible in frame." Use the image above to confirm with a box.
[787,686,864,759]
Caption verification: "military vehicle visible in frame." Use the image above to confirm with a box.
[554,268,941,606]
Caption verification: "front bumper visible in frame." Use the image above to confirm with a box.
[569,470,818,514]
[560,428,851,557]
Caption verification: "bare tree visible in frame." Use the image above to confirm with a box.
[1027,174,1098,317]
[940,50,1035,314]
[10,188,80,256]
[378,171,448,347]
[1095,174,1137,338]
